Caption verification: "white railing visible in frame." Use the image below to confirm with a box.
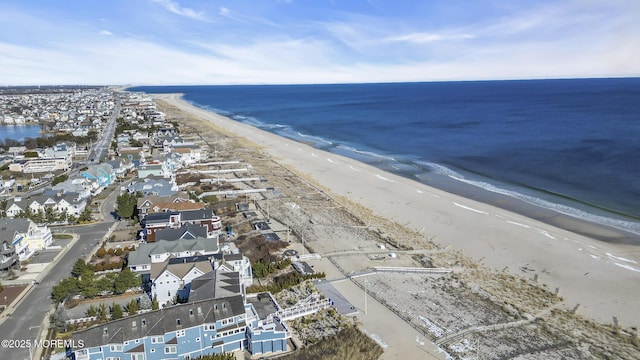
[373,266,452,274]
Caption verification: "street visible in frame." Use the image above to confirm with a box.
[0,174,123,359]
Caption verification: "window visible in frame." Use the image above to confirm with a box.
[131,354,145,360]
[141,319,146,326]
[195,337,200,342]
[189,309,193,316]
[204,324,215,331]
[103,327,109,336]
[164,346,177,354]
[151,336,164,344]
[176,319,181,326]
[131,320,137,328]
[176,329,185,337]
[110,344,123,352]
[150,349,155,353]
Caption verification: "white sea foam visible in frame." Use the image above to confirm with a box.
[507,220,531,228]
[449,175,640,236]
[375,174,396,182]
[606,253,637,264]
[613,263,640,273]
[327,158,336,163]
[295,132,333,145]
[453,202,488,215]
[538,230,556,239]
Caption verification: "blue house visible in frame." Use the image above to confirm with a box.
[81,163,115,194]
[71,272,291,359]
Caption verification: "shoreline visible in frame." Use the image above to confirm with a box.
[169,93,640,244]
[154,93,640,328]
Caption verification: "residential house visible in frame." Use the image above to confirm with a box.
[71,274,291,360]
[168,143,204,165]
[52,177,92,200]
[154,224,208,242]
[5,191,86,220]
[137,163,164,179]
[143,209,222,242]
[81,163,115,194]
[105,159,133,179]
[127,238,220,281]
[150,255,213,307]
[137,193,204,219]
[0,240,18,271]
[0,218,43,261]
[128,178,178,197]
[214,253,254,288]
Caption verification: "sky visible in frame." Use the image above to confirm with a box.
[0,0,639,85]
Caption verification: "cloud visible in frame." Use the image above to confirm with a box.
[151,0,207,21]
[384,32,475,44]
[99,30,113,36]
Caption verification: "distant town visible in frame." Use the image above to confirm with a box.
[0,87,372,360]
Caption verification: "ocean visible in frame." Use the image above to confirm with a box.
[129,78,640,238]
[0,124,41,143]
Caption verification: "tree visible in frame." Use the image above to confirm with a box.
[152,295,159,310]
[114,268,141,294]
[96,273,117,294]
[78,269,98,298]
[51,174,68,186]
[71,259,89,278]
[51,277,79,303]
[98,303,108,321]
[85,305,98,317]
[78,207,93,223]
[116,192,139,219]
[95,247,107,258]
[126,299,139,315]
[139,294,153,310]
[52,306,69,331]
[111,303,123,320]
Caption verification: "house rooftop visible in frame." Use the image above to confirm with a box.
[72,295,245,348]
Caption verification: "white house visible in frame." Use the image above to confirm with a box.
[150,256,213,307]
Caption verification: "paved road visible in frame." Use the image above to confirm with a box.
[88,98,120,163]
[0,180,123,359]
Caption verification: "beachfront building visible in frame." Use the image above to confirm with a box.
[127,238,220,281]
[128,178,179,198]
[137,196,205,220]
[71,270,291,359]
[150,255,213,307]
[167,143,205,165]
[137,163,165,179]
[142,209,222,242]
[215,253,254,289]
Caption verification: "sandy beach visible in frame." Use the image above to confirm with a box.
[153,93,640,358]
